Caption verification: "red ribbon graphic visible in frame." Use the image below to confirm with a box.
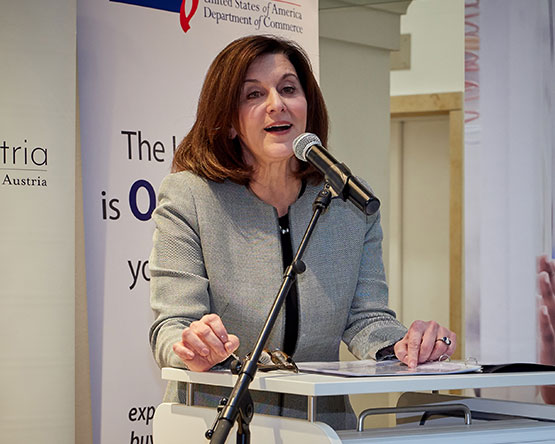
[180,0,199,33]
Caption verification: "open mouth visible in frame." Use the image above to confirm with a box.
[264,124,292,132]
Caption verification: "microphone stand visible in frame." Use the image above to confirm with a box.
[206,182,335,444]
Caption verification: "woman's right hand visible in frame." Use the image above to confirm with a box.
[173,314,240,372]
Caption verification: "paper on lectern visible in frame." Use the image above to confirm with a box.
[297,359,481,377]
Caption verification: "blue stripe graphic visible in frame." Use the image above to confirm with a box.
[110,0,181,13]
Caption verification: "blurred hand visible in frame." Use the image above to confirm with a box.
[394,320,456,368]
[173,314,240,372]
[537,255,555,404]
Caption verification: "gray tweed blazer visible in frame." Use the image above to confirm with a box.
[149,171,407,429]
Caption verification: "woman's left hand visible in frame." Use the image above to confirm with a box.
[394,320,456,368]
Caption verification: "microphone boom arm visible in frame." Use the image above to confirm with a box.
[208,182,335,444]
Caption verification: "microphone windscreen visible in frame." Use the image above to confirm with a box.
[293,132,321,162]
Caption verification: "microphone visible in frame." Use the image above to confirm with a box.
[293,133,380,216]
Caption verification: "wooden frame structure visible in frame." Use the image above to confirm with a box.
[390,92,464,359]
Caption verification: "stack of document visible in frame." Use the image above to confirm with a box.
[297,359,481,377]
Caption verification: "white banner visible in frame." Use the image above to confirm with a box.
[464,0,555,376]
[0,1,76,443]
[77,1,318,442]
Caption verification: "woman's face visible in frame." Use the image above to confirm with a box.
[233,52,307,168]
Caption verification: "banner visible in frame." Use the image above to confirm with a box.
[0,1,76,443]
[77,1,318,442]
[464,0,555,396]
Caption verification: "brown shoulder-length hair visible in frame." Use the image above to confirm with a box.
[172,34,328,185]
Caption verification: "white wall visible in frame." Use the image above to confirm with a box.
[390,0,464,96]
[319,3,407,271]
[0,1,76,443]
[320,38,393,249]
[319,3,408,426]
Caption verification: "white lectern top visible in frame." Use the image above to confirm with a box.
[161,367,555,397]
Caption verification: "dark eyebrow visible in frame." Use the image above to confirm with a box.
[242,73,299,84]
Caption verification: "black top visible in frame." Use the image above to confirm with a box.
[278,180,395,361]
[278,181,307,356]
[278,212,298,356]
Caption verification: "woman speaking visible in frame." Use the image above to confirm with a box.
[149,34,456,429]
